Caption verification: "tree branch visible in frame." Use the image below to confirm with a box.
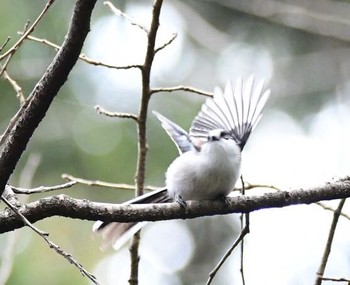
[315,198,347,285]
[0,0,97,197]
[1,177,349,234]
[130,0,164,282]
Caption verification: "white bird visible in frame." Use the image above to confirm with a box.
[93,76,270,250]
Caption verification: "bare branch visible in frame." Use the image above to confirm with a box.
[316,201,350,221]
[0,51,25,104]
[319,276,350,282]
[1,177,350,234]
[2,69,25,103]
[95,105,139,122]
[315,198,347,285]
[10,181,76,195]
[207,223,249,285]
[243,182,350,221]
[0,37,10,53]
[154,32,177,54]
[79,54,142,70]
[151,86,213,97]
[208,176,249,285]
[129,0,165,281]
[0,153,40,285]
[62,173,159,191]
[0,0,98,197]
[103,1,149,33]
[24,35,142,70]
[1,196,99,284]
[0,0,55,60]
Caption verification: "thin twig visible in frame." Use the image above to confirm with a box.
[242,182,281,191]
[62,173,159,191]
[242,182,350,221]
[0,0,98,198]
[24,35,142,70]
[316,201,350,221]
[2,69,25,103]
[151,86,213,97]
[80,53,142,69]
[1,196,48,236]
[1,196,99,284]
[207,176,250,285]
[315,198,347,285]
[95,105,139,122]
[103,1,149,33]
[0,0,55,60]
[0,37,10,53]
[154,32,177,54]
[21,20,31,34]
[0,153,40,285]
[0,51,13,75]
[240,176,247,285]
[10,181,76,194]
[207,224,250,285]
[0,51,25,105]
[319,276,350,282]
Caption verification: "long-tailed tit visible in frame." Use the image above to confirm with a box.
[93,76,270,249]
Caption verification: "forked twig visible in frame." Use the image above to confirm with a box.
[0,0,55,61]
[2,69,25,103]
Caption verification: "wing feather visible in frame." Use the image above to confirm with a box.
[189,76,270,149]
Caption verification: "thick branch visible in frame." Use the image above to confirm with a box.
[1,178,349,234]
[0,0,97,196]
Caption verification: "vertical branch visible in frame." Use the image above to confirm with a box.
[135,0,163,197]
[314,198,346,285]
[240,176,248,285]
[129,1,164,285]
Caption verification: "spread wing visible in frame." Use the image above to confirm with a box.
[189,76,270,150]
[153,111,199,154]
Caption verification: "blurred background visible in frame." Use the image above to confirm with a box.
[1,0,350,284]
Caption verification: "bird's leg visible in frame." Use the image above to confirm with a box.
[216,193,230,204]
[175,194,187,208]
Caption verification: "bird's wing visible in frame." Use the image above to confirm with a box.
[153,111,198,154]
[189,76,270,150]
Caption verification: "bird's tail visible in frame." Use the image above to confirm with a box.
[93,188,170,250]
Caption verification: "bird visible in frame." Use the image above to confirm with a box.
[93,76,270,250]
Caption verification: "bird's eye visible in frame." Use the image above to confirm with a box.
[220,131,230,140]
